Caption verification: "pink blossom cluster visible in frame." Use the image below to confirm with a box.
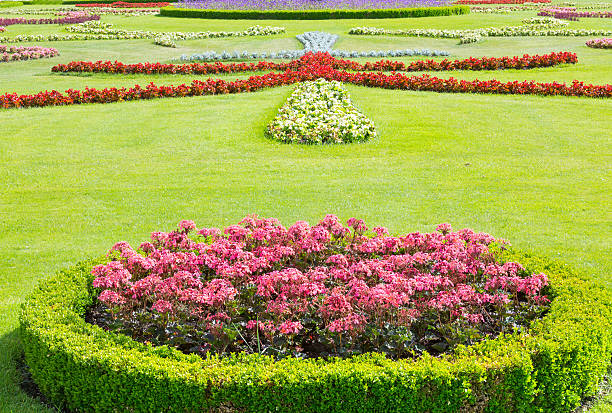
[586,38,612,49]
[91,216,550,358]
[0,45,59,62]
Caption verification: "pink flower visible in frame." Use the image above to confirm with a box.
[152,299,173,313]
[278,320,303,335]
[435,223,452,235]
[98,289,126,305]
[178,220,196,232]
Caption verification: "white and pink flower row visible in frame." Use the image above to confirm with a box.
[586,38,612,48]
[0,45,59,62]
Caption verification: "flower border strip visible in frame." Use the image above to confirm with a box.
[51,52,578,75]
[0,14,99,26]
[2,56,610,110]
[1,44,59,62]
[349,25,612,43]
[179,30,450,60]
[0,23,285,44]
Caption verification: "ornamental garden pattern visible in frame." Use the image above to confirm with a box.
[2,0,611,412]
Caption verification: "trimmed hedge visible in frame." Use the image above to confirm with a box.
[20,250,612,412]
[0,2,24,8]
[158,5,470,20]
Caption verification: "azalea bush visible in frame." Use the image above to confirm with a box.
[0,44,59,62]
[88,216,550,360]
[586,37,612,48]
[266,79,376,144]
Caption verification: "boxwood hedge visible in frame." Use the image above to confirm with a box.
[158,5,470,20]
[20,250,612,412]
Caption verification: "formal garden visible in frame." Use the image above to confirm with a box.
[0,0,611,410]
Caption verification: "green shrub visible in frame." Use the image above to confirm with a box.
[0,1,24,7]
[20,250,612,412]
[158,5,470,20]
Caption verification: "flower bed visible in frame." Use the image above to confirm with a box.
[267,80,376,144]
[53,52,578,75]
[0,21,285,43]
[586,37,612,48]
[158,5,470,20]
[20,217,612,412]
[538,7,612,19]
[177,30,450,60]
[349,23,611,44]
[75,1,169,6]
[1,52,607,109]
[1,44,58,61]
[0,6,159,15]
[0,13,99,26]
[180,48,449,61]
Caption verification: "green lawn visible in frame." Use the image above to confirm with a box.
[0,5,611,412]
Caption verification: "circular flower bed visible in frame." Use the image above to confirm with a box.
[20,217,612,412]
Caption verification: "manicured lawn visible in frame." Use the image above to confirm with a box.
[0,5,610,411]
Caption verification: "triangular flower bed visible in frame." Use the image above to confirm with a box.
[266,78,376,144]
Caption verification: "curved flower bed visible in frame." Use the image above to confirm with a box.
[0,21,285,44]
[180,47,448,61]
[586,37,612,48]
[2,52,610,109]
[267,80,376,144]
[538,7,612,19]
[0,14,99,27]
[1,45,59,62]
[20,218,612,412]
[349,23,611,44]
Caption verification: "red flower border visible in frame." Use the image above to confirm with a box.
[2,52,609,109]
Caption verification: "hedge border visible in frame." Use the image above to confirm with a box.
[20,249,612,412]
[158,5,470,20]
[0,1,24,8]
